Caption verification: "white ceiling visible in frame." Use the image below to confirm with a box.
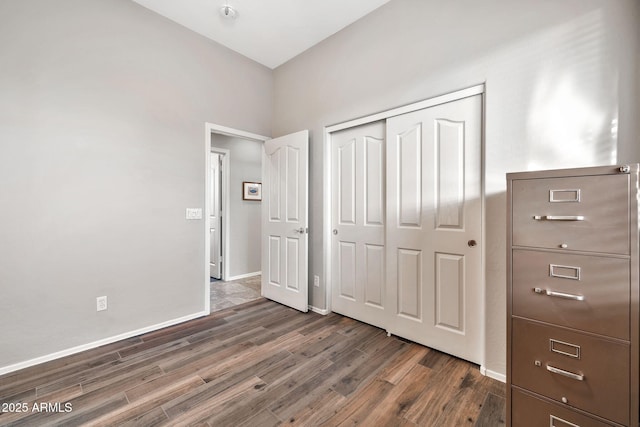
[132,0,391,69]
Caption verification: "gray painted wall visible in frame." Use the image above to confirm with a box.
[272,0,640,376]
[1,0,638,379]
[0,0,272,370]
[211,134,262,278]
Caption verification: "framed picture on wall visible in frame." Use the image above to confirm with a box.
[242,182,262,201]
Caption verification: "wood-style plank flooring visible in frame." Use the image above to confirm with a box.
[0,299,505,426]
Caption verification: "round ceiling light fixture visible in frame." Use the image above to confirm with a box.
[220,4,237,19]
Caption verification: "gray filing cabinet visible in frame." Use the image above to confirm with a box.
[507,164,639,427]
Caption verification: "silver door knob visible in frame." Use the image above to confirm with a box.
[294,227,305,234]
[333,229,338,235]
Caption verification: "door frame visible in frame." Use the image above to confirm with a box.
[205,123,269,313]
[322,83,487,363]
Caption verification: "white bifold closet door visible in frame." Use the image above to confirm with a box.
[330,94,482,364]
[331,121,386,328]
[386,95,482,364]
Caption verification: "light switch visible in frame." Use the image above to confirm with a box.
[185,208,202,220]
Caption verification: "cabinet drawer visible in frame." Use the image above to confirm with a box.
[511,388,619,427]
[511,318,629,425]
[512,174,629,254]
[512,250,630,339]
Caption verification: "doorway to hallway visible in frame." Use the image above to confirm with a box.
[205,123,309,315]
[205,123,268,315]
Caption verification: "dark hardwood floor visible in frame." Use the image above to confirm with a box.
[0,299,505,426]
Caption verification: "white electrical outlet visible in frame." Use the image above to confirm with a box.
[314,275,320,287]
[96,296,107,312]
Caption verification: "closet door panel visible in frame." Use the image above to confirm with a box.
[331,121,387,329]
[386,94,483,364]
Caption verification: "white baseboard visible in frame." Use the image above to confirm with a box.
[0,310,208,376]
[309,305,329,315]
[227,271,261,281]
[480,365,506,383]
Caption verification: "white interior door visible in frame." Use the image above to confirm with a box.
[331,121,387,328]
[262,130,309,312]
[386,95,483,364]
[209,152,222,279]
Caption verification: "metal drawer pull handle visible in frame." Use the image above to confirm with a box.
[546,290,585,301]
[533,215,585,221]
[550,414,580,427]
[546,364,584,381]
[533,288,585,301]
